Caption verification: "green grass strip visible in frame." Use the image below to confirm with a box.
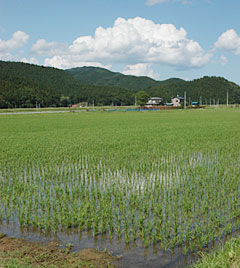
[192,236,240,268]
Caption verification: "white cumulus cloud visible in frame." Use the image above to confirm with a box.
[215,29,240,55]
[0,31,29,60]
[122,63,159,79]
[39,17,211,70]
[220,55,228,65]
[146,0,192,5]
[44,55,111,70]
[0,31,29,52]
[146,0,167,5]
[31,39,68,56]
[21,57,39,65]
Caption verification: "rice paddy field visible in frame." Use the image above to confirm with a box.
[0,108,240,267]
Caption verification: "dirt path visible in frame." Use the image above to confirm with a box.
[0,233,117,268]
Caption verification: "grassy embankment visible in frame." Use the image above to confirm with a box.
[191,236,240,268]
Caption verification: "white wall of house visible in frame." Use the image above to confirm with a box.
[171,98,183,107]
[146,97,163,106]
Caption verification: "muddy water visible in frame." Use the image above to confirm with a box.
[2,219,240,268]
[2,220,239,267]
[0,221,200,268]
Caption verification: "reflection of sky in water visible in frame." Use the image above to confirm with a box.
[1,151,239,267]
[1,221,198,268]
[2,221,239,268]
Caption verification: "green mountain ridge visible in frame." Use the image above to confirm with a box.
[0,60,240,108]
[0,61,136,107]
[66,66,183,89]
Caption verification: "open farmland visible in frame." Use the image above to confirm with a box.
[0,109,240,267]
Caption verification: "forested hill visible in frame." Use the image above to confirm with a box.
[0,60,240,108]
[0,61,135,108]
[67,66,240,105]
[0,60,84,96]
[66,66,183,89]
[147,76,240,104]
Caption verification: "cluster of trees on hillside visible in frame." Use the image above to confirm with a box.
[0,61,240,108]
[0,62,136,108]
[66,66,161,90]
[0,73,59,108]
[146,76,240,104]
[0,61,135,108]
[70,85,134,106]
[0,73,135,108]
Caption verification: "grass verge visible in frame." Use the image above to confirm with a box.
[191,236,240,268]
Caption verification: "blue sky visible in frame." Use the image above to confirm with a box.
[1,0,240,84]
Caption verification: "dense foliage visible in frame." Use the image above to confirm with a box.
[0,61,82,108]
[147,76,240,104]
[0,61,134,108]
[0,72,59,108]
[0,60,240,108]
[66,66,182,89]
[136,90,150,106]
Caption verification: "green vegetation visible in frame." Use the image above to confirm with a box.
[0,61,134,108]
[191,236,240,268]
[135,90,150,106]
[1,61,240,109]
[148,76,240,103]
[0,109,240,263]
[66,66,240,104]
[66,66,182,89]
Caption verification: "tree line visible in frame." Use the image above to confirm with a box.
[0,61,240,108]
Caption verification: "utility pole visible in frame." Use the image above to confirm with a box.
[135,95,137,107]
[184,91,186,109]
[200,96,202,106]
[93,99,94,112]
[227,91,229,107]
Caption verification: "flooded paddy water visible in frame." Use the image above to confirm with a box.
[2,220,240,267]
[0,221,198,267]
[1,111,240,267]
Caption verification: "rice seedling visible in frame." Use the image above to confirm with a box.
[0,108,240,257]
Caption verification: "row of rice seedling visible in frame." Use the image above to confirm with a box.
[0,110,240,255]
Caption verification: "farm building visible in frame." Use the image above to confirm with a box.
[146,97,163,107]
[72,102,88,108]
[171,96,184,107]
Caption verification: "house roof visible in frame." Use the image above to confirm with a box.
[149,97,162,100]
[172,97,184,100]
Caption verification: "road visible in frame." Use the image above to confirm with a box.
[0,110,85,115]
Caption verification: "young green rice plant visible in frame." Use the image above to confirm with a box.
[1,109,240,256]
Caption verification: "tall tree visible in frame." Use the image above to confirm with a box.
[136,90,150,106]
